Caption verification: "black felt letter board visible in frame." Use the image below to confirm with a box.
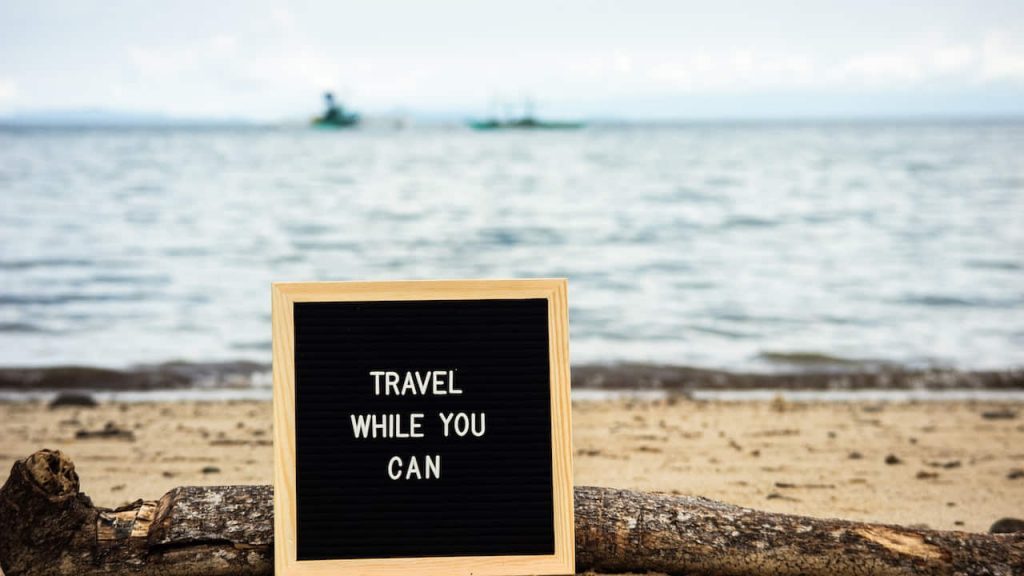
[294,298,554,560]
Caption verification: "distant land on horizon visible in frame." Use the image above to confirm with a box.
[0,108,258,127]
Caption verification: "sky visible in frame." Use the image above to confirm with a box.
[1,0,1023,121]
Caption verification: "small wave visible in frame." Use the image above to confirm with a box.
[758,351,884,369]
[712,311,802,325]
[705,175,743,188]
[643,186,719,204]
[162,247,209,257]
[478,226,564,246]
[984,176,1024,189]
[0,322,48,333]
[673,186,720,203]
[965,258,1021,271]
[721,215,778,229]
[819,314,878,327]
[231,340,271,351]
[270,253,305,264]
[0,257,93,270]
[89,273,169,286]
[290,239,359,252]
[672,279,716,290]
[634,259,692,274]
[898,294,1021,308]
[606,229,663,244]
[117,182,165,196]
[283,222,336,236]
[688,324,755,339]
[905,161,941,173]
[801,212,847,224]
[0,292,153,306]
[365,208,426,222]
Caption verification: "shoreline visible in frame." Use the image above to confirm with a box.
[0,361,1021,394]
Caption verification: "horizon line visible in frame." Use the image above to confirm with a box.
[3,110,1024,128]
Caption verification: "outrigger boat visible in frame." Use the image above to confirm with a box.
[468,117,583,130]
[468,99,583,131]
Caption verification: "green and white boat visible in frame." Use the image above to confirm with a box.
[468,117,583,131]
[311,92,359,129]
[468,99,583,131]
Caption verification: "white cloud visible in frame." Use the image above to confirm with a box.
[827,36,1024,87]
[931,45,976,75]
[642,48,818,91]
[620,34,1024,95]
[980,32,1024,81]
[242,48,341,91]
[0,78,17,105]
[835,50,926,85]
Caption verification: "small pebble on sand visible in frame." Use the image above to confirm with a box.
[981,408,1017,420]
[75,421,134,441]
[48,393,98,409]
[990,518,1024,533]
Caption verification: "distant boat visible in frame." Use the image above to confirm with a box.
[312,92,359,129]
[468,98,583,131]
[468,117,583,131]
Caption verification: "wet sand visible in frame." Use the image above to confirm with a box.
[1,398,1022,533]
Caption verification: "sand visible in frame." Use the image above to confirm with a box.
[1,398,1022,534]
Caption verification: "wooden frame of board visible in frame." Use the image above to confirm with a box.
[271,279,574,576]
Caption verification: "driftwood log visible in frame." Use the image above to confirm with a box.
[1,450,1021,575]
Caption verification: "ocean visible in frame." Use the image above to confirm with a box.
[1,121,1022,372]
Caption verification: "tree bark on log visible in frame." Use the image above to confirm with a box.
[1,450,1021,576]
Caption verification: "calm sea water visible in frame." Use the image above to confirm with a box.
[1,122,1022,371]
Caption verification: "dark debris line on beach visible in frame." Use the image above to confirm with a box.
[571,364,1024,391]
[1,362,1022,392]
[0,361,266,391]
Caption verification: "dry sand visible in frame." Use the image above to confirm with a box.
[1,398,1022,533]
